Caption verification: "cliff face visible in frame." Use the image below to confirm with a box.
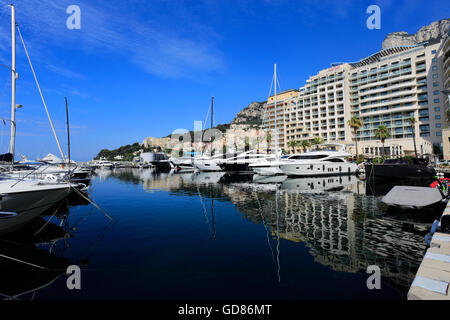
[382,18,450,49]
[230,101,266,126]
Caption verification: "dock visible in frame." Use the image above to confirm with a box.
[408,204,450,300]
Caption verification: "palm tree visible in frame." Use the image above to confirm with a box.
[311,137,324,150]
[374,125,390,161]
[300,140,311,153]
[347,116,363,159]
[287,140,299,154]
[407,117,418,158]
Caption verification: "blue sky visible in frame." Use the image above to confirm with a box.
[0,0,448,161]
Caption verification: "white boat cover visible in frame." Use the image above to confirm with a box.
[381,186,444,209]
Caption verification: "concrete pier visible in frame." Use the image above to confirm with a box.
[408,207,450,299]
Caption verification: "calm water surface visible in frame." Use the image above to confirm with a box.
[0,168,431,300]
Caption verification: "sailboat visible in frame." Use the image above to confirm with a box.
[193,97,226,172]
[249,64,284,175]
[0,5,73,235]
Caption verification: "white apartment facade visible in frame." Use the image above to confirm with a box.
[265,37,448,157]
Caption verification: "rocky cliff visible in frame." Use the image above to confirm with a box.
[382,18,450,49]
[230,101,266,126]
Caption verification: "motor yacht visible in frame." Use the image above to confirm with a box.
[169,157,195,172]
[249,153,303,176]
[192,153,225,172]
[217,150,276,172]
[279,144,358,177]
[0,178,73,235]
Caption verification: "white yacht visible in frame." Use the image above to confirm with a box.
[217,150,276,172]
[95,160,114,169]
[279,144,358,177]
[169,157,194,172]
[249,154,303,176]
[193,153,225,172]
[0,178,73,235]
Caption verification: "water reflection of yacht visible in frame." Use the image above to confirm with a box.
[0,238,71,299]
[192,171,226,184]
[253,174,287,185]
[280,175,359,194]
[95,168,113,180]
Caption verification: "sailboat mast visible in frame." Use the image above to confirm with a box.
[9,4,16,162]
[211,96,214,129]
[65,97,71,164]
[274,64,278,158]
[211,96,214,156]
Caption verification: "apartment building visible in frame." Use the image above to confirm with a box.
[285,64,352,151]
[262,89,299,150]
[350,40,443,157]
[265,37,448,157]
[441,33,450,160]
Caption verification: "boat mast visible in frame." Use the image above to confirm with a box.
[274,64,279,159]
[65,97,71,164]
[211,96,214,156]
[9,4,16,162]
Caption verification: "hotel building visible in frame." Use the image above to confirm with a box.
[265,37,448,157]
[440,32,450,160]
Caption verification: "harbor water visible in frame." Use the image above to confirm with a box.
[0,168,433,300]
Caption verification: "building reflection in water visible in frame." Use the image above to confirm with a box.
[111,169,429,294]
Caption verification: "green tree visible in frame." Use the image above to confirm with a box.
[300,140,311,153]
[407,117,418,158]
[374,125,390,161]
[347,116,363,159]
[287,140,299,153]
[311,137,324,149]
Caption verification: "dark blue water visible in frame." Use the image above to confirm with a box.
[0,169,430,300]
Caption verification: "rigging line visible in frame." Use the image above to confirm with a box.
[33,196,68,236]
[275,189,281,283]
[71,186,114,221]
[16,23,66,162]
[203,101,211,131]
[196,183,214,235]
[261,73,275,131]
[255,189,276,264]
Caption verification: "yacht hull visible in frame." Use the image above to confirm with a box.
[193,159,222,171]
[250,165,283,176]
[280,162,358,177]
[0,186,70,235]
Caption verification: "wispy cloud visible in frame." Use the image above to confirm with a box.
[46,64,85,80]
[0,0,225,78]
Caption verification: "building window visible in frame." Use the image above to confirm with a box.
[437,132,442,136]
[435,107,441,111]
[432,58,437,63]
[434,98,440,103]
[432,66,438,71]
[433,82,439,87]
[436,123,441,128]
[436,115,441,119]
[432,74,438,79]
[434,90,439,95]
[432,49,437,54]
